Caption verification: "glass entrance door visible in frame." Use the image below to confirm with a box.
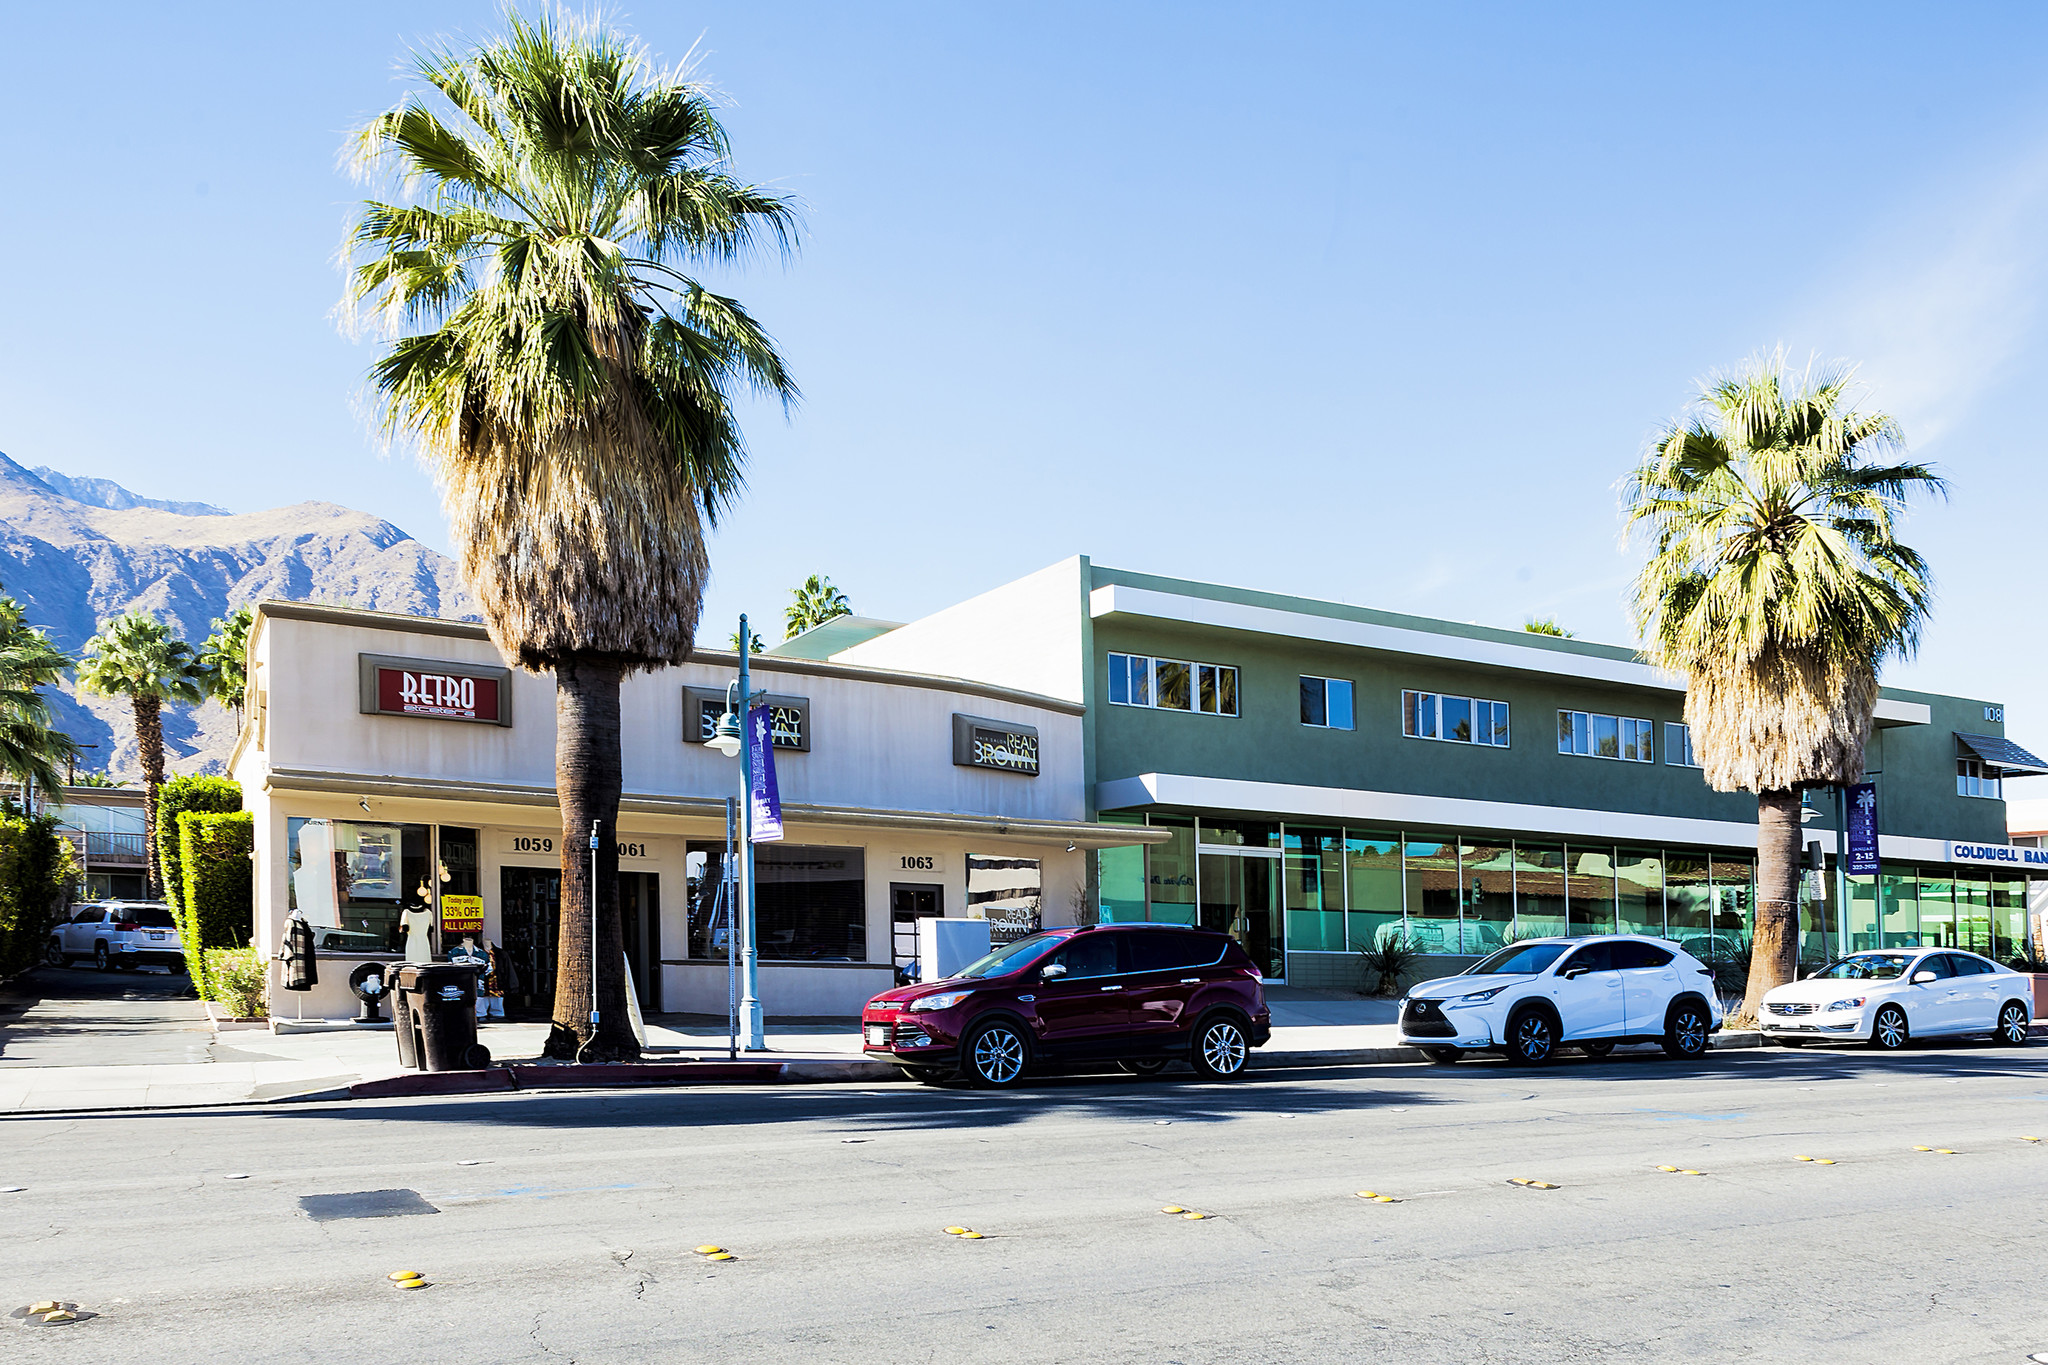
[619,872,661,1014]
[499,866,561,1017]
[1198,852,1283,981]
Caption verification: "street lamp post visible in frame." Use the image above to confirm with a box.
[710,614,767,1052]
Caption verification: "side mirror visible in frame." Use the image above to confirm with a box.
[1040,962,1068,980]
[1912,970,1937,985]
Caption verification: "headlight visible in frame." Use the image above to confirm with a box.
[909,990,973,1012]
[1448,986,1506,1007]
[1826,997,1866,1011]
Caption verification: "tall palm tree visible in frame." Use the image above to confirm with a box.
[199,606,255,726]
[76,612,205,896]
[342,10,798,1060]
[1624,355,1942,1016]
[0,593,75,799]
[784,574,851,639]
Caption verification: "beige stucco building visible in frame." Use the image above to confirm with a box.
[230,602,1158,1023]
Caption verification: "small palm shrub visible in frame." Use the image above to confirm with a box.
[1358,937,1420,997]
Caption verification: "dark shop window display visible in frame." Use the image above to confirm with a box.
[286,818,433,953]
[686,843,867,961]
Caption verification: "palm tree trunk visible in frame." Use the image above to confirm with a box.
[135,693,165,898]
[542,652,640,1062]
[1741,787,1803,1020]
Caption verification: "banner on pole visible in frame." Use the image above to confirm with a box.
[749,704,785,843]
[1845,782,1879,876]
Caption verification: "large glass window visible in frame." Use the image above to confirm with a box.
[1402,840,1460,953]
[1615,849,1664,937]
[1283,827,1345,951]
[1512,844,1568,938]
[1957,759,2002,799]
[1993,878,2027,960]
[1107,653,1237,717]
[1879,865,1919,948]
[1665,855,1711,943]
[1846,873,1879,952]
[1954,876,1990,955]
[1460,840,1514,953]
[1299,676,1355,730]
[1664,723,1701,768]
[1344,833,1403,951]
[1403,691,1508,747]
[1709,857,1752,945]
[1567,844,1616,935]
[754,844,867,961]
[686,842,734,958]
[1146,816,1197,925]
[1919,871,1956,949]
[1558,711,1653,762]
[968,854,1042,944]
[1095,816,1147,924]
[1199,818,1280,849]
[286,818,431,952]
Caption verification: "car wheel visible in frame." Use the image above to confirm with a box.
[964,1020,1030,1088]
[1118,1058,1170,1076]
[1581,1039,1615,1058]
[44,938,64,967]
[1504,1009,1556,1065]
[1189,1014,1250,1079]
[1996,1001,2030,1046]
[93,943,111,972]
[1868,1004,1909,1051]
[1662,1002,1710,1058]
[1422,1047,1462,1064]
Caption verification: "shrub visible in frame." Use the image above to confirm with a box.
[156,776,241,961]
[178,810,253,1001]
[204,947,267,1019]
[1357,936,1420,997]
[0,808,75,977]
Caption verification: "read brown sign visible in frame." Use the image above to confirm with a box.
[358,654,514,726]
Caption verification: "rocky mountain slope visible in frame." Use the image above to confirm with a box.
[0,452,476,780]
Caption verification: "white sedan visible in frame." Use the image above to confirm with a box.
[1758,948,2033,1050]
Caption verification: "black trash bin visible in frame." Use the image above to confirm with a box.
[391,972,423,1069]
[395,963,492,1071]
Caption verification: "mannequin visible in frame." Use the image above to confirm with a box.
[398,900,436,964]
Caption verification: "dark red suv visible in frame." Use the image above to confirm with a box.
[861,924,1272,1087]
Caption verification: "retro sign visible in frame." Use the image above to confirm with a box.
[358,654,513,726]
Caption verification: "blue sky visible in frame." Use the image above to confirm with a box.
[4,3,2047,748]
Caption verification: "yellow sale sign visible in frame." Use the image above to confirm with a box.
[440,894,484,935]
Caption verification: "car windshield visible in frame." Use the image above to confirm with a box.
[1809,953,1915,981]
[954,932,1066,980]
[1468,943,1570,975]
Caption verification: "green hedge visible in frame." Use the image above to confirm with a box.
[177,810,253,1001]
[0,809,75,978]
[157,776,240,986]
[203,947,267,1019]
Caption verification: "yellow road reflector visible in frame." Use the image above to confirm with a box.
[1159,1206,1185,1214]
[387,1271,422,1282]
[1182,1211,1207,1220]
[1355,1191,1378,1199]
[1373,1195,1399,1203]
[1656,1165,1679,1173]
[2023,1136,2041,1143]
[694,1246,725,1256]
[1680,1170,1702,1176]
[960,1232,985,1240]
[42,1310,77,1322]
[706,1252,736,1261]
[29,1300,57,1314]
[1913,1145,1933,1152]
[1936,1148,1957,1155]
[943,1227,970,1236]
[1794,1155,1813,1162]
[1508,1178,1560,1189]
[1814,1159,1837,1165]
[395,1279,428,1291]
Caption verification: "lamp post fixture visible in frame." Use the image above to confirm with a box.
[709,614,767,1051]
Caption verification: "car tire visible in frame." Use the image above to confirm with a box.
[1581,1040,1615,1058]
[45,938,64,967]
[1422,1047,1462,1065]
[1117,1058,1170,1076]
[963,1020,1030,1088]
[1868,1004,1909,1051]
[1995,1001,2030,1047]
[1662,1002,1711,1058]
[1189,1013,1251,1079]
[93,943,111,972]
[1503,1008,1557,1065]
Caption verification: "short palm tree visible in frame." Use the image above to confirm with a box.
[199,606,255,725]
[1624,355,1942,1016]
[77,611,205,895]
[784,574,851,639]
[0,593,76,798]
[342,11,798,1059]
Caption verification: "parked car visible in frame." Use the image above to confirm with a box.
[1397,935,1722,1064]
[45,901,186,973]
[861,923,1272,1087]
[1759,948,2032,1049]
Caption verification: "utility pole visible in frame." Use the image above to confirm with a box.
[737,615,765,1051]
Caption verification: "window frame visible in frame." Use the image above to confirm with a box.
[1402,689,1510,748]
[1664,721,1701,768]
[1106,652,1239,718]
[1957,758,2002,800]
[1557,709,1656,764]
[1299,675,1355,730]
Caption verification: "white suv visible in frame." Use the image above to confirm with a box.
[1398,935,1723,1064]
[45,901,187,973]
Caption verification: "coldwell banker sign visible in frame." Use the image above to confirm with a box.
[358,654,513,726]
[1944,840,2048,870]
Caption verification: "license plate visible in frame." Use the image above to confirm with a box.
[149,932,165,941]
[864,1025,888,1046]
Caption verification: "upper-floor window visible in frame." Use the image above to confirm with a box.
[1958,759,2002,800]
[1404,690,1509,746]
[1663,722,1701,768]
[1559,710,1654,762]
[1108,652,1239,717]
[1300,676,1354,730]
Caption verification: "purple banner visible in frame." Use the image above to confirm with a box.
[749,704,784,844]
[1845,782,1878,876]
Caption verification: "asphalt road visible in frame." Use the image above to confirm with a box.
[0,964,204,1068]
[6,1044,2048,1364]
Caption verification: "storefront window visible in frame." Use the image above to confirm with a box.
[1615,849,1663,938]
[1461,841,1513,953]
[967,854,1041,944]
[1283,827,1344,951]
[286,818,430,952]
[1402,840,1459,953]
[1566,845,1616,936]
[1344,833,1402,951]
[1147,816,1197,925]
[1992,878,2026,961]
[1096,816,1147,924]
[1845,873,1879,952]
[685,842,733,959]
[1199,818,1280,849]
[1919,872,1956,949]
[1512,844,1567,938]
[1879,866,1919,948]
[1955,876,1991,955]
[1665,855,1711,942]
[1709,857,1752,946]
[755,844,867,961]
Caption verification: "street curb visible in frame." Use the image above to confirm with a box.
[1254,1031,1764,1069]
[333,1057,881,1100]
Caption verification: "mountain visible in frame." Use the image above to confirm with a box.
[0,453,477,780]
